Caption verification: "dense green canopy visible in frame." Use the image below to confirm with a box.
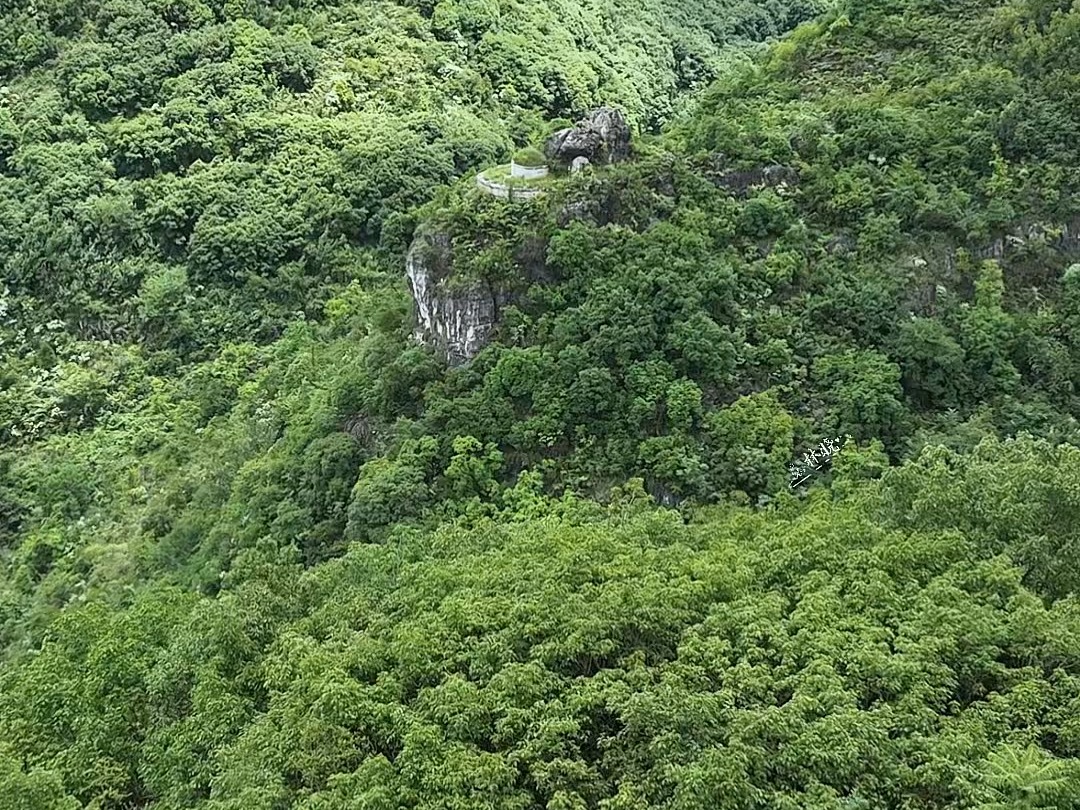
[3,0,1080,806]
[5,438,1080,807]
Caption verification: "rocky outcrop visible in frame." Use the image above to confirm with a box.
[713,164,800,196]
[966,215,1080,262]
[545,107,631,167]
[696,153,800,196]
[405,229,508,366]
[556,199,603,228]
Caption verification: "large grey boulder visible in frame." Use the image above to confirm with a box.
[544,107,631,167]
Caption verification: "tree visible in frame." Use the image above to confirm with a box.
[893,317,966,409]
[978,745,1079,809]
[0,747,79,810]
[345,437,440,542]
[703,390,798,500]
[444,435,504,503]
[813,349,906,451]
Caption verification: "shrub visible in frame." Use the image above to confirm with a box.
[513,146,546,167]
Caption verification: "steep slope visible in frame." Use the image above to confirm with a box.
[2,0,1080,805]
[0,0,824,603]
[389,0,1080,505]
[3,0,1080,602]
[0,0,823,359]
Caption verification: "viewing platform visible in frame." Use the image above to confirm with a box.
[475,145,554,201]
[476,162,551,201]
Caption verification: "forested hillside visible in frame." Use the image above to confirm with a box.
[4,0,1080,806]
[7,438,1080,808]
[0,0,819,357]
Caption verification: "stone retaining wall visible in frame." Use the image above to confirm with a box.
[476,173,546,201]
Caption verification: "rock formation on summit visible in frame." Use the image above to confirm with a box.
[544,107,631,168]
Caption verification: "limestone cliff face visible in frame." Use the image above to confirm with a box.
[405,229,507,366]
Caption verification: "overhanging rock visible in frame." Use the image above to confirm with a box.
[545,107,631,168]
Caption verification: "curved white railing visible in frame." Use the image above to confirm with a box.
[510,161,549,180]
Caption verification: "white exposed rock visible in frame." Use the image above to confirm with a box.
[406,230,504,366]
[570,156,591,174]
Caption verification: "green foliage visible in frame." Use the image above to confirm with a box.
[704,390,798,500]
[813,349,907,447]
[0,747,78,810]
[979,745,1079,809]
[3,444,1080,806]
[513,146,547,167]
[2,0,1080,806]
[0,0,803,367]
[345,436,440,543]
